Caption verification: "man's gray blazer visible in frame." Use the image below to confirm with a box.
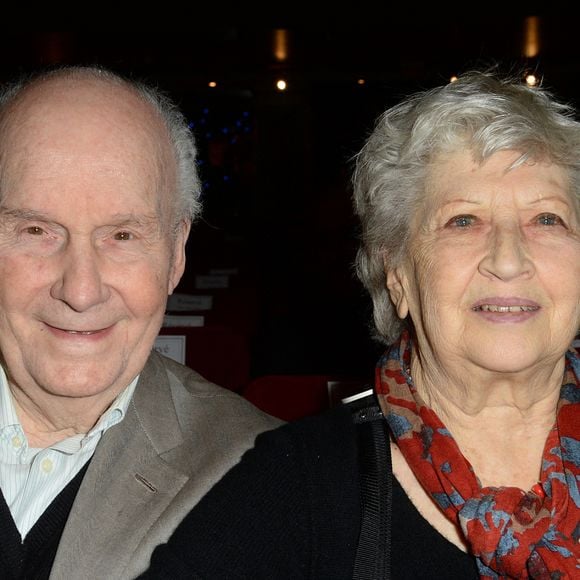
[49,351,282,579]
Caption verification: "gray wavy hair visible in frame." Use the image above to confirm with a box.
[0,65,201,227]
[353,71,580,345]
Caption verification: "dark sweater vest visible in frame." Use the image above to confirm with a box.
[0,460,90,580]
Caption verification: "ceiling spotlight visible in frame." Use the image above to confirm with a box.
[525,73,538,87]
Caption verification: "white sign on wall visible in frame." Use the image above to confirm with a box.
[195,274,229,289]
[167,293,213,311]
[162,315,204,328]
[154,335,186,364]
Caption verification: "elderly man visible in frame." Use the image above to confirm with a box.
[0,67,280,579]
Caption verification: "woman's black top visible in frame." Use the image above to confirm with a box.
[141,405,479,579]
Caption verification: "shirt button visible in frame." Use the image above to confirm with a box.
[11,436,22,448]
[41,458,53,473]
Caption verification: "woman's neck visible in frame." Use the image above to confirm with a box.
[410,353,563,489]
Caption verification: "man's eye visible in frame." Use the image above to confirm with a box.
[114,231,133,241]
[536,213,564,226]
[25,226,45,235]
[446,215,476,228]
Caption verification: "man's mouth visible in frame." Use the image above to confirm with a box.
[64,329,102,335]
[45,323,111,335]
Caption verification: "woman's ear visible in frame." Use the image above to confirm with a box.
[385,258,409,319]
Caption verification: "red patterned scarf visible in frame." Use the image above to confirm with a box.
[376,333,579,579]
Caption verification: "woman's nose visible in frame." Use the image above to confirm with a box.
[478,222,535,282]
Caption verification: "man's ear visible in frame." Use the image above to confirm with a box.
[168,220,191,295]
[384,257,409,319]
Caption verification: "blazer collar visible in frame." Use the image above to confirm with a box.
[50,351,190,579]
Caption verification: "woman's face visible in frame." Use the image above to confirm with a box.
[386,150,580,375]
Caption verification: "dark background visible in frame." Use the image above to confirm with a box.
[2,18,578,384]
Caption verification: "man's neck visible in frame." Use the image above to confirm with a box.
[12,390,113,447]
[0,371,138,448]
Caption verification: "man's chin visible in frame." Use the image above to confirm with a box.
[32,361,131,401]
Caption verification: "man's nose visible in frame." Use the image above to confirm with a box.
[478,221,535,282]
[50,241,110,312]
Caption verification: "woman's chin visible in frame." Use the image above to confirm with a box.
[465,341,556,376]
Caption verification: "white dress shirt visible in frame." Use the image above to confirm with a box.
[0,366,138,539]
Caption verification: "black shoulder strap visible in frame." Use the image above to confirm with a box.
[346,391,392,580]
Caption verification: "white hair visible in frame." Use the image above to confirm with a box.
[353,70,580,344]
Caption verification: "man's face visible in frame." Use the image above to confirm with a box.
[0,79,188,405]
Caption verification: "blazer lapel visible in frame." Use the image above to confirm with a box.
[50,354,190,580]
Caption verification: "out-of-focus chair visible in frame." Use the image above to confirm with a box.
[242,375,367,421]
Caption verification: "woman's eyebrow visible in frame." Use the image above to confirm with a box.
[440,198,483,208]
[527,195,571,206]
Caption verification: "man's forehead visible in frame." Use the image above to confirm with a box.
[4,76,160,136]
[0,76,177,220]
[3,76,174,172]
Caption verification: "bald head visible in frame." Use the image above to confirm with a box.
[0,66,201,228]
[0,67,196,407]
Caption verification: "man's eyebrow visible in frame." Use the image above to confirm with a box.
[0,206,54,221]
[0,208,160,226]
[108,213,161,228]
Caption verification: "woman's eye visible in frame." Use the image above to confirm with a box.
[446,215,476,228]
[113,231,133,241]
[536,213,564,227]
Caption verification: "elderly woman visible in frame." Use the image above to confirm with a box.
[141,71,579,579]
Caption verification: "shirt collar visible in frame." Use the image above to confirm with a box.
[0,365,19,430]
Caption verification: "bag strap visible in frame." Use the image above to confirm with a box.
[345,390,392,580]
